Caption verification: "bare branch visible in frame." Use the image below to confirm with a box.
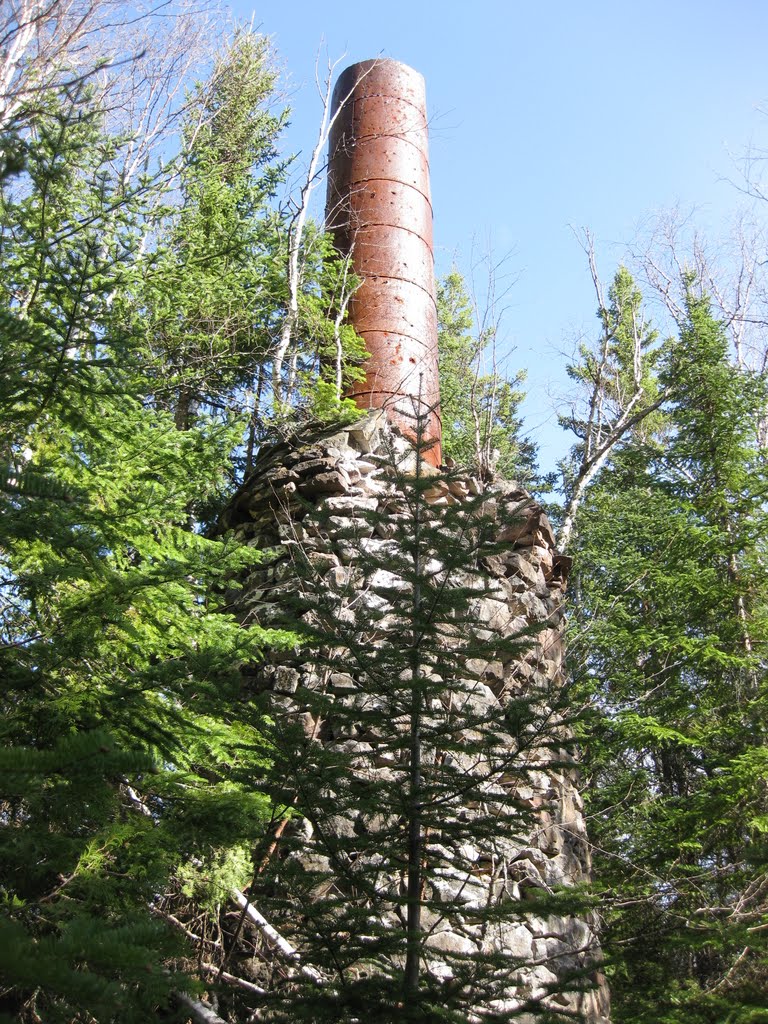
[558,390,667,552]
[558,234,665,551]
[231,889,325,985]
[175,991,229,1024]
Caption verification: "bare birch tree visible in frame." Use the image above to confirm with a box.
[98,1,223,184]
[557,230,665,552]
[0,0,223,184]
[628,207,768,445]
[270,54,372,413]
[0,0,113,126]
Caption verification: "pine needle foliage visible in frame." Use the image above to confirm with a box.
[567,279,768,1023]
[137,29,289,434]
[437,270,539,487]
[0,45,298,1024]
[136,28,368,449]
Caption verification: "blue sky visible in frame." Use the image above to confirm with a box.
[233,0,768,473]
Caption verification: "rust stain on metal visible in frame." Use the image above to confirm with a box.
[326,58,441,466]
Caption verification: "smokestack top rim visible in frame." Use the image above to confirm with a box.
[332,58,426,108]
[335,56,425,77]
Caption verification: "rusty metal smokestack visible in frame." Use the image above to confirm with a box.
[326,59,441,466]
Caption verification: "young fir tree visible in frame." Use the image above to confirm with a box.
[567,279,768,1023]
[197,407,607,1023]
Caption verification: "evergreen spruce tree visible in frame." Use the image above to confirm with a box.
[0,46,297,1024]
[138,30,288,434]
[140,29,367,452]
[437,269,538,486]
[567,279,768,1023]
[556,265,664,553]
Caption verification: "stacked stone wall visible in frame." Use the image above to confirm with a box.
[220,412,610,1022]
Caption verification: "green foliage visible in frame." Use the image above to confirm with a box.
[177,843,254,912]
[0,45,299,1023]
[308,379,365,422]
[138,30,367,452]
[437,269,538,485]
[568,279,768,1022]
[138,29,289,433]
[0,914,186,1024]
[293,227,369,421]
[563,267,661,442]
[0,85,144,450]
[554,265,664,547]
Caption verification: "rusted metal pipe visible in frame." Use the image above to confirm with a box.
[326,59,442,466]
